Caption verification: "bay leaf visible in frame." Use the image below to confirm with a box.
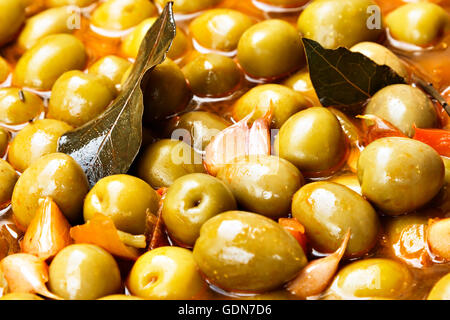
[58,3,176,187]
[302,38,405,111]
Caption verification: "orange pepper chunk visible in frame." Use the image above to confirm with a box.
[413,127,450,157]
[278,217,308,253]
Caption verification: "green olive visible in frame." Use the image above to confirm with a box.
[154,0,222,14]
[183,53,241,97]
[141,59,191,123]
[275,107,346,173]
[283,69,319,105]
[11,153,89,228]
[292,181,380,256]
[91,0,156,31]
[49,244,121,300]
[88,56,132,88]
[162,173,237,246]
[121,17,188,60]
[350,42,408,79]
[18,6,75,50]
[365,84,437,137]
[297,0,382,49]
[237,19,304,79]
[0,127,9,157]
[260,0,308,6]
[190,9,254,52]
[358,137,445,215]
[8,119,73,172]
[98,294,143,300]
[217,155,304,219]
[0,88,44,125]
[128,246,205,300]
[165,111,230,151]
[428,273,450,300]
[13,34,87,91]
[329,173,362,195]
[386,2,450,46]
[232,84,310,129]
[193,211,307,292]
[0,0,25,46]
[0,56,10,83]
[84,174,160,235]
[0,293,44,300]
[0,159,18,209]
[137,139,205,189]
[326,258,412,300]
[48,71,116,127]
[45,0,97,7]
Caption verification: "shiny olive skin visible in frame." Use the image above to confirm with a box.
[0,159,18,208]
[154,0,222,14]
[193,211,307,292]
[428,273,450,300]
[292,182,380,256]
[0,88,43,125]
[232,84,310,129]
[18,6,74,50]
[11,153,89,228]
[261,0,308,6]
[137,139,205,189]
[190,9,254,52]
[46,0,97,7]
[166,111,230,151]
[128,246,205,300]
[358,137,445,215]
[0,56,10,83]
[297,0,382,49]
[121,17,188,60]
[350,42,408,79]
[283,69,319,105]
[326,259,412,300]
[275,107,346,173]
[48,71,116,127]
[49,244,121,300]
[88,55,131,88]
[238,19,304,79]
[0,0,25,46]
[91,0,156,30]
[162,173,237,246]
[8,119,73,172]
[0,127,8,157]
[13,34,87,91]
[386,3,450,46]
[329,173,362,195]
[365,84,437,137]
[217,155,304,219]
[98,295,143,300]
[141,59,191,123]
[0,293,44,300]
[84,174,160,235]
[183,53,241,97]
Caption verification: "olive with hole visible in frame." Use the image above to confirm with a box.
[162,173,237,246]
[183,53,241,97]
[232,84,310,129]
[193,211,307,292]
[275,107,346,173]
[0,159,18,209]
[364,84,437,137]
[166,111,230,151]
[292,181,380,257]
[325,258,412,300]
[427,273,450,300]
[8,119,73,173]
[13,34,87,91]
[217,155,304,219]
[297,0,382,49]
[11,153,89,228]
[154,0,222,14]
[190,9,254,52]
[0,293,44,300]
[49,244,121,300]
[88,55,132,88]
[0,0,25,46]
[0,88,44,125]
[45,0,97,7]
[48,71,116,127]
[137,139,205,189]
[238,19,304,79]
[91,0,156,31]
[142,59,191,123]
[128,246,205,300]
[386,2,450,46]
[121,17,188,60]
[84,174,160,235]
[0,127,9,157]
[0,56,10,83]
[357,137,445,215]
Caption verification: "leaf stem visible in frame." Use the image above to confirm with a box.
[413,74,450,116]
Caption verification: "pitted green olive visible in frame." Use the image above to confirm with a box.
[0,159,18,209]
[283,69,320,105]
[0,88,43,125]
[88,55,132,88]
[0,0,26,46]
